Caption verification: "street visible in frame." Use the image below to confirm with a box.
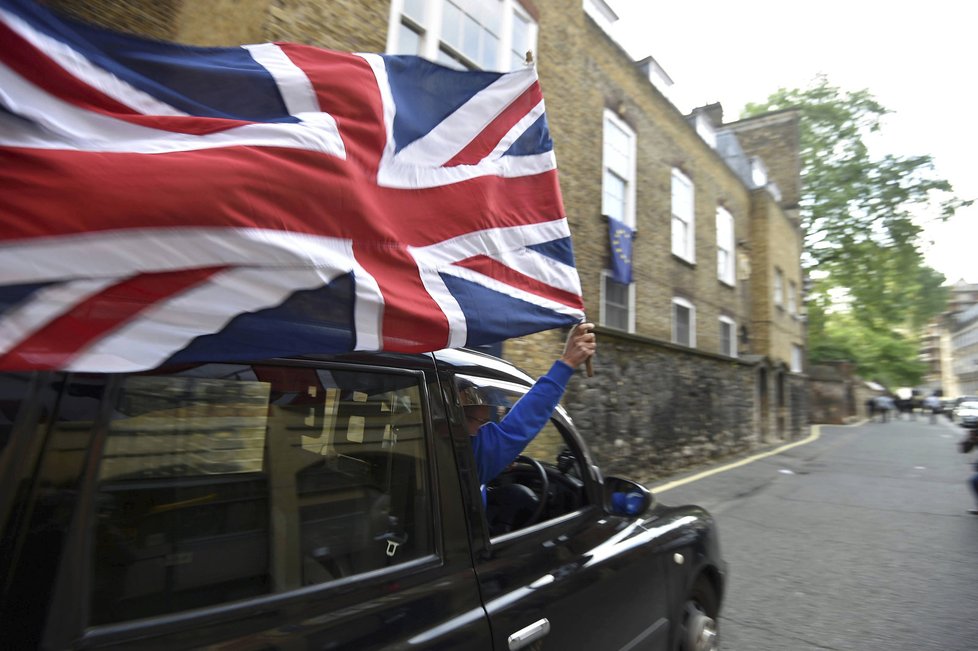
[650,415,978,650]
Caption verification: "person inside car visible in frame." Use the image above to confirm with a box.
[461,322,596,500]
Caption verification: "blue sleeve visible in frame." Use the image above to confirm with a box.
[471,360,574,486]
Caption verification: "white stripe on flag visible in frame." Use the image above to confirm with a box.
[0,278,118,355]
[0,228,360,285]
[65,266,339,372]
[487,98,546,161]
[351,260,384,351]
[409,250,468,349]
[0,6,186,117]
[437,264,585,320]
[243,43,321,116]
[411,221,580,297]
[361,53,556,190]
[376,149,556,189]
[0,63,346,156]
[393,66,538,168]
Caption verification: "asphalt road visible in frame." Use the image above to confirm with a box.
[650,414,978,651]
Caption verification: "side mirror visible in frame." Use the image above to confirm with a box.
[604,476,653,517]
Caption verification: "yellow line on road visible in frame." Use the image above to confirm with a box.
[651,425,823,493]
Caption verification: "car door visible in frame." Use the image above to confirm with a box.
[0,358,494,650]
[447,373,674,650]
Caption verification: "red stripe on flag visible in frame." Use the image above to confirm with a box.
[0,20,252,135]
[454,255,583,309]
[0,147,565,246]
[0,267,225,370]
[280,44,387,175]
[444,83,544,167]
[353,242,451,352]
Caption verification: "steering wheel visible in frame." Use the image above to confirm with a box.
[514,455,549,526]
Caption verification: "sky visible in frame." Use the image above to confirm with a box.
[607,0,977,284]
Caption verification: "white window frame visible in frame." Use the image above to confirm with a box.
[788,281,797,315]
[672,297,696,348]
[716,206,735,286]
[600,269,635,332]
[671,168,695,263]
[719,316,737,358]
[773,268,784,308]
[791,344,804,373]
[583,0,618,34]
[602,109,637,230]
[386,0,538,72]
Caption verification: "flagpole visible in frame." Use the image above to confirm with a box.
[582,318,594,377]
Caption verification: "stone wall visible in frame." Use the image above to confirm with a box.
[810,378,849,424]
[809,363,881,424]
[557,327,759,486]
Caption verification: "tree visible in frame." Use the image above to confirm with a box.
[743,76,969,386]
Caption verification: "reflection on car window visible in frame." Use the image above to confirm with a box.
[89,363,433,626]
[0,373,35,456]
[1,374,107,645]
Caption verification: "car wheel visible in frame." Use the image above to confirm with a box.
[678,579,719,651]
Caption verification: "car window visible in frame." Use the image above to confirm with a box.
[89,363,434,626]
[0,373,109,646]
[0,373,32,456]
[455,374,588,537]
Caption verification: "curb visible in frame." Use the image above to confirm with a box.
[650,425,823,494]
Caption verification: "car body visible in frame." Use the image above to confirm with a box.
[0,349,724,650]
[952,396,978,423]
[955,401,978,429]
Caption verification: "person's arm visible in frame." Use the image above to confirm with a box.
[471,360,573,485]
[471,322,595,485]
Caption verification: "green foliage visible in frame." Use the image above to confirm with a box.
[743,75,968,386]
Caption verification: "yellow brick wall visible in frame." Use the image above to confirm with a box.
[532,0,755,359]
[748,188,805,367]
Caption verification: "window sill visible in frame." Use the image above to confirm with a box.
[671,253,695,268]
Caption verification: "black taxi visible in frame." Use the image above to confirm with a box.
[0,348,724,649]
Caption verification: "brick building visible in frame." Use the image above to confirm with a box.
[44,0,808,482]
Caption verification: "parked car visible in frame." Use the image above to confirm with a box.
[0,348,724,650]
[956,401,978,429]
[952,396,978,423]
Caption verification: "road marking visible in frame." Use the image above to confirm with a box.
[651,425,822,493]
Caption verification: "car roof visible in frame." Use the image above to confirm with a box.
[431,348,536,385]
[289,348,536,387]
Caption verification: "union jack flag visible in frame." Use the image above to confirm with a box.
[0,0,584,372]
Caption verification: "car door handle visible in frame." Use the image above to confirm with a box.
[508,618,550,650]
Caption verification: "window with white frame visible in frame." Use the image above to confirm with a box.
[719,316,736,357]
[716,206,734,285]
[602,110,636,229]
[601,270,635,332]
[583,0,618,34]
[388,0,537,72]
[671,169,694,262]
[773,268,784,308]
[791,344,804,373]
[788,281,797,315]
[672,297,695,348]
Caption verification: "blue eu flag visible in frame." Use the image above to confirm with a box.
[608,216,634,284]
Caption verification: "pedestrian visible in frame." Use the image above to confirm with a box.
[866,397,876,421]
[874,394,894,422]
[923,394,941,424]
[958,428,978,514]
